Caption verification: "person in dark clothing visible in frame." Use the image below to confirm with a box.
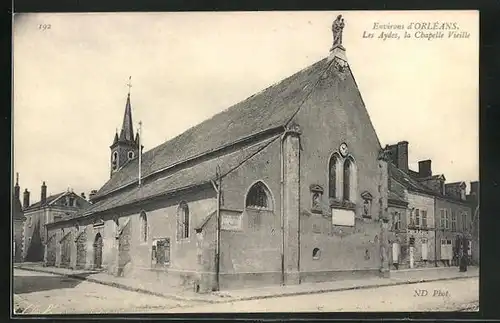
[459,248,468,272]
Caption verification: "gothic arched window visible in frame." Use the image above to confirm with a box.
[328,153,340,199]
[343,157,356,202]
[245,181,273,210]
[177,202,189,240]
[140,211,148,243]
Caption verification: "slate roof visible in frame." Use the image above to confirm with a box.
[389,163,470,205]
[24,193,64,211]
[12,196,25,220]
[94,58,334,200]
[78,135,280,218]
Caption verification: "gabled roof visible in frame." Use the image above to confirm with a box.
[389,163,471,205]
[389,163,438,197]
[24,191,91,212]
[94,58,334,200]
[24,192,64,211]
[60,135,280,222]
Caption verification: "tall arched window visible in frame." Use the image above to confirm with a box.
[343,157,355,201]
[140,211,148,243]
[328,154,339,199]
[177,202,189,240]
[246,181,273,210]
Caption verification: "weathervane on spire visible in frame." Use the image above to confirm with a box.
[126,76,132,95]
[330,15,345,51]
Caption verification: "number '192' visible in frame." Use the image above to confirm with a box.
[38,24,51,30]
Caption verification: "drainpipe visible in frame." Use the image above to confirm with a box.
[280,132,286,286]
[434,198,438,267]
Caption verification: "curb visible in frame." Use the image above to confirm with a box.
[221,275,479,303]
[15,265,478,305]
[14,266,209,304]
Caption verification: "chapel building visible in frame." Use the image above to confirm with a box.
[45,19,393,292]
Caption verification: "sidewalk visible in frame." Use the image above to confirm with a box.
[14,263,478,304]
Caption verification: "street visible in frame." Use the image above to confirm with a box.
[13,269,190,314]
[13,268,478,314]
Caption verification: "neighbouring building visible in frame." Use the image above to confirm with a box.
[45,19,394,293]
[385,141,474,269]
[13,173,26,263]
[22,182,90,263]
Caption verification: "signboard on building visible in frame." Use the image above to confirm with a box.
[222,213,242,231]
[332,209,355,227]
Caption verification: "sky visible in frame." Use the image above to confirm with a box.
[13,11,479,201]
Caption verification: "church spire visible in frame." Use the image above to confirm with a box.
[119,78,135,143]
[109,77,140,178]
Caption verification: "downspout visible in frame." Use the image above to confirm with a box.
[434,197,438,267]
[280,132,286,286]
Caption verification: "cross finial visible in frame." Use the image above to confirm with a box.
[126,76,132,95]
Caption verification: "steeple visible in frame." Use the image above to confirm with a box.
[119,93,135,143]
[109,77,140,178]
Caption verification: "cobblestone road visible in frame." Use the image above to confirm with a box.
[162,277,479,313]
[13,268,479,314]
[13,269,191,314]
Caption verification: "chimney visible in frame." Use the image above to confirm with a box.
[81,192,86,200]
[397,141,409,173]
[470,181,479,197]
[41,181,47,205]
[89,190,97,202]
[23,189,30,209]
[14,173,20,200]
[418,160,432,178]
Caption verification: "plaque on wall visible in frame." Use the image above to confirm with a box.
[221,213,242,231]
[332,208,355,227]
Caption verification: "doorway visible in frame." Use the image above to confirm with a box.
[93,233,103,269]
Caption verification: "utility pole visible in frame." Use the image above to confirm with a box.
[211,165,222,291]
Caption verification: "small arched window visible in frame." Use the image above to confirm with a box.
[246,182,272,209]
[177,202,190,240]
[140,211,148,243]
[128,151,135,160]
[343,157,356,202]
[328,153,340,199]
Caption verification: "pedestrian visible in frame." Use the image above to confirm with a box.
[459,249,468,272]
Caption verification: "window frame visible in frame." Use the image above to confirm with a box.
[245,181,274,211]
[177,202,190,241]
[392,211,401,231]
[451,211,457,231]
[328,153,340,200]
[421,209,427,228]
